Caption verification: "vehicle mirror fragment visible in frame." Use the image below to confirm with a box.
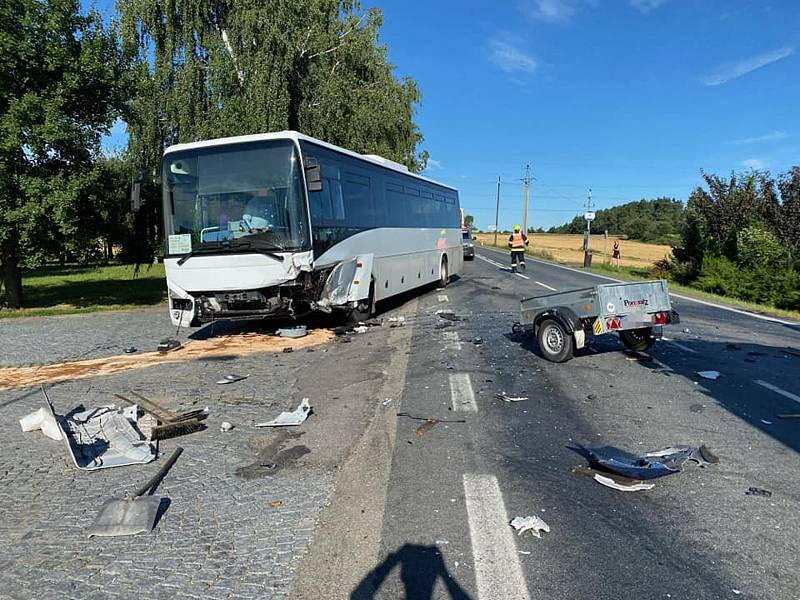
[304,157,322,192]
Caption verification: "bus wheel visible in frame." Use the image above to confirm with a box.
[347,280,375,323]
[438,256,449,288]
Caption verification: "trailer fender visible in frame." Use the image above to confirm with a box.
[534,307,582,342]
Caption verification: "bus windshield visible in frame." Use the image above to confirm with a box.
[162,140,310,254]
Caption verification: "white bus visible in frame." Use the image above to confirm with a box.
[161,131,462,326]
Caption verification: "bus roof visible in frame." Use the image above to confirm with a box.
[163,130,457,192]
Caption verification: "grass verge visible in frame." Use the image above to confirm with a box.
[0,263,167,319]
[479,243,800,322]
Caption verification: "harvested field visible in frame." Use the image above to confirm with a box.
[474,233,672,269]
[0,329,334,391]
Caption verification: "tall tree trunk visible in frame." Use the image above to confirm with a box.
[1,242,23,308]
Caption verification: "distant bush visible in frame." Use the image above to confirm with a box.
[694,255,800,309]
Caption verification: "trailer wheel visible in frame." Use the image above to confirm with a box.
[619,327,655,352]
[537,319,573,363]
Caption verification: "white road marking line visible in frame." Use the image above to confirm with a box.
[477,254,531,279]
[438,294,449,303]
[478,247,800,326]
[450,373,477,412]
[535,280,557,291]
[754,380,800,405]
[443,331,462,351]
[662,339,697,353]
[463,474,531,600]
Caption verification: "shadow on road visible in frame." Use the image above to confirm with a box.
[512,328,800,453]
[350,544,472,600]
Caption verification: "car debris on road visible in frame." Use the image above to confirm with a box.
[696,370,721,380]
[745,487,772,497]
[278,326,308,338]
[255,398,312,427]
[510,515,550,538]
[495,393,529,402]
[216,373,249,385]
[36,387,156,471]
[573,443,719,483]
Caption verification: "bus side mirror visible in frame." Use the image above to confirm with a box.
[304,157,322,192]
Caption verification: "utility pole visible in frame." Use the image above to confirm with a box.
[522,164,531,234]
[493,176,501,247]
[583,188,594,267]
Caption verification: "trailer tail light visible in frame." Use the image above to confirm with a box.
[653,311,669,325]
[606,317,622,330]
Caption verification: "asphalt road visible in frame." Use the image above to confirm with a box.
[303,246,800,600]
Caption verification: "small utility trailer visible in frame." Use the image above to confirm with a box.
[518,279,679,362]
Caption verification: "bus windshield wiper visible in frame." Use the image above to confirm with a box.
[176,241,285,266]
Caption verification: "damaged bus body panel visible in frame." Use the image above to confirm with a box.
[161,131,460,326]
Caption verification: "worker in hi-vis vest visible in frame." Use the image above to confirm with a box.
[508,225,529,272]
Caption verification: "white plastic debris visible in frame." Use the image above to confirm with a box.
[220,421,234,432]
[382,398,393,406]
[19,407,63,441]
[255,398,312,427]
[510,515,550,538]
[353,326,369,334]
[696,370,721,380]
[593,473,655,492]
[216,373,249,385]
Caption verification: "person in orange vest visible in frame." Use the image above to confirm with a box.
[508,225,529,272]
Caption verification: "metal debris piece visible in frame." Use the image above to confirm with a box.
[44,397,155,471]
[353,326,369,334]
[472,337,484,345]
[255,398,312,427]
[760,419,773,425]
[696,370,721,380]
[19,407,63,441]
[220,421,234,432]
[510,515,550,538]
[745,487,772,497]
[495,393,529,403]
[277,326,307,338]
[216,373,249,385]
[436,311,462,321]
[123,347,137,354]
[396,412,466,424]
[382,398,393,406]
[157,339,181,353]
[415,419,438,437]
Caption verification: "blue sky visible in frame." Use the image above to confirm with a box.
[96,0,799,230]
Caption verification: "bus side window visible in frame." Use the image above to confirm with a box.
[343,173,373,227]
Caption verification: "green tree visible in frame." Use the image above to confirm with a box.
[0,0,122,307]
[464,214,474,229]
[119,0,428,194]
